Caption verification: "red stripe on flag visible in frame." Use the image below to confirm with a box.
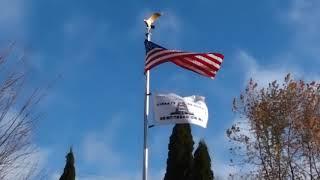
[146,52,195,69]
[146,48,163,58]
[144,41,224,79]
[192,56,220,72]
[202,54,222,65]
[146,50,182,64]
[182,57,216,77]
[213,53,224,60]
[146,51,177,64]
[145,59,170,71]
[173,57,214,78]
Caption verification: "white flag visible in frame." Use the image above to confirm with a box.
[153,93,209,128]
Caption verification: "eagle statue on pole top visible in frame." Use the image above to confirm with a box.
[144,12,162,29]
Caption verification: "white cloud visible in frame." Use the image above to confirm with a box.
[203,125,239,179]
[4,147,50,180]
[233,0,320,88]
[77,112,166,180]
[213,160,238,180]
[286,0,320,59]
[237,50,298,87]
[236,49,319,87]
[209,2,320,177]
[210,116,259,179]
[77,174,140,180]
[288,0,320,35]
[80,114,123,169]
[81,132,121,168]
[0,0,24,26]
[49,172,60,180]
[0,0,26,41]
[77,170,164,180]
[52,169,163,180]
[0,109,50,180]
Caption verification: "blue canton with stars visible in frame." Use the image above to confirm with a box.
[144,40,166,54]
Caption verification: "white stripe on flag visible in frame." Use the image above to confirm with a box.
[183,57,214,75]
[175,58,212,77]
[145,52,196,70]
[195,55,221,69]
[146,48,162,57]
[146,50,181,64]
[207,54,223,63]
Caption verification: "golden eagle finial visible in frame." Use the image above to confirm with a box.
[144,12,162,29]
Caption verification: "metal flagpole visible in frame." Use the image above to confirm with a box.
[143,27,151,180]
[143,13,161,180]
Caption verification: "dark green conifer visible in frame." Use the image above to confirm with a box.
[192,140,214,180]
[164,124,194,180]
[59,148,76,180]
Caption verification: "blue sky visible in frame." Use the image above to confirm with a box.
[1,0,320,179]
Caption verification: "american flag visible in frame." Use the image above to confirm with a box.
[144,40,224,79]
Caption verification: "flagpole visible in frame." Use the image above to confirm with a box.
[143,23,152,180]
[143,13,162,180]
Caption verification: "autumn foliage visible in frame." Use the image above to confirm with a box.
[227,74,320,179]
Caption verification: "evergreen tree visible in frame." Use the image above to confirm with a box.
[164,124,194,180]
[59,148,76,180]
[192,140,214,180]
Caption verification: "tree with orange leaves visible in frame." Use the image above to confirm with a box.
[227,74,320,179]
